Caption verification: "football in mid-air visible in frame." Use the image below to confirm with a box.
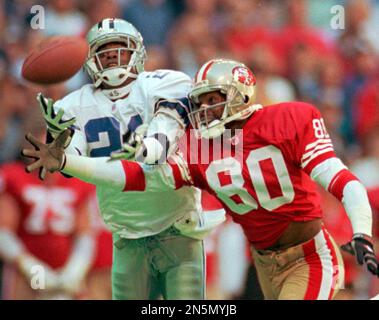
[21,36,88,84]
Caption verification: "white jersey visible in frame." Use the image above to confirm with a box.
[54,70,202,239]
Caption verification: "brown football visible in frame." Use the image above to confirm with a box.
[22,36,89,84]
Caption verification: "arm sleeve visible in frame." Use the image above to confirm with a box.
[310,157,373,236]
[293,104,372,236]
[62,154,192,192]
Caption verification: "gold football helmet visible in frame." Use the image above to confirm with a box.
[188,59,259,139]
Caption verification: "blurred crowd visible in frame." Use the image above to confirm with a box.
[1,0,379,299]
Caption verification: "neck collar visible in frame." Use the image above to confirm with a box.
[101,81,134,100]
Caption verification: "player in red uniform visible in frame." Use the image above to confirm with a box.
[22,59,379,299]
[85,192,113,300]
[0,161,96,299]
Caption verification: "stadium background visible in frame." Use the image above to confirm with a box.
[0,0,379,299]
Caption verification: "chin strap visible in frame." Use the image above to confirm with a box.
[101,81,135,100]
[199,104,262,139]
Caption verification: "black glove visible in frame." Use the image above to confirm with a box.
[341,233,379,276]
[21,129,71,180]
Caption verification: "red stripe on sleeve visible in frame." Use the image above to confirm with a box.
[303,150,336,175]
[328,169,360,201]
[121,160,146,192]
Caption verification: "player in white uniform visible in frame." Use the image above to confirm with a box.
[36,18,225,299]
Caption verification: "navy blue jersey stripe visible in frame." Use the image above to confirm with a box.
[156,97,191,126]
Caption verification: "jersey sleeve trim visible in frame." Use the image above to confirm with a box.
[155,98,191,127]
[328,169,360,201]
[301,136,335,174]
[302,149,336,174]
[301,138,333,165]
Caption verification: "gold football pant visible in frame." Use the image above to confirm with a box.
[251,227,345,300]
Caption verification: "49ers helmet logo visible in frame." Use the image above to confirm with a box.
[232,66,256,86]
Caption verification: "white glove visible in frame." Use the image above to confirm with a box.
[57,267,85,296]
[109,123,149,161]
[56,234,95,296]
[37,92,76,140]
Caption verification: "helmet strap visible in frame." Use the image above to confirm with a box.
[198,104,262,139]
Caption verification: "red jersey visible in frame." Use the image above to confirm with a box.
[0,162,94,269]
[122,102,336,249]
[86,193,113,270]
[178,102,335,249]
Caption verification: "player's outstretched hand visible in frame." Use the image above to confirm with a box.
[109,143,138,161]
[21,129,71,180]
[341,233,379,276]
[108,123,148,162]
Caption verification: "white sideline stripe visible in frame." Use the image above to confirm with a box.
[302,143,334,162]
[302,147,334,168]
[305,139,332,151]
[315,231,334,300]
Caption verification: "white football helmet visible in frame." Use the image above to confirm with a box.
[188,59,259,139]
[85,18,146,88]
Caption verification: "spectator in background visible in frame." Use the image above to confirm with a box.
[168,0,222,76]
[122,0,175,46]
[338,0,379,72]
[221,0,266,62]
[43,0,88,37]
[144,46,170,71]
[351,127,379,190]
[316,55,347,157]
[245,43,294,106]
[85,0,121,27]
[288,43,320,103]
[353,75,379,142]
[0,76,29,164]
[341,42,378,145]
[275,0,334,74]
